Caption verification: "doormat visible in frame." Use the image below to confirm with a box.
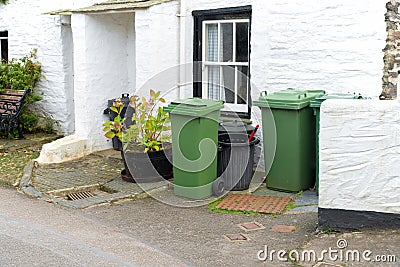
[216,194,292,214]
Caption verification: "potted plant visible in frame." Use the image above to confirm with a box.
[103,89,173,183]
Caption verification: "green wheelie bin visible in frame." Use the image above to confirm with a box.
[310,93,363,194]
[254,88,325,192]
[164,98,224,199]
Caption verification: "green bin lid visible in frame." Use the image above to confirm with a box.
[253,88,325,110]
[164,98,224,116]
[309,93,363,108]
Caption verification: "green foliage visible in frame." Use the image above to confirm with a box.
[39,116,57,134]
[102,98,126,141]
[0,49,43,104]
[0,0,8,5]
[103,89,171,153]
[0,49,49,137]
[124,90,171,152]
[20,113,39,133]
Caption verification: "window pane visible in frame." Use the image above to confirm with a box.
[222,66,235,104]
[237,66,248,104]
[1,39,7,62]
[236,22,249,62]
[207,65,220,100]
[219,23,233,62]
[206,24,218,62]
[0,31,8,62]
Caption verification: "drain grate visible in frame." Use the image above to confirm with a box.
[67,191,95,201]
[47,184,117,201]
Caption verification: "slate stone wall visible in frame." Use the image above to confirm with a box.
[382,1,400,99]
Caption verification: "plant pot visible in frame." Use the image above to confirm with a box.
[121,145,173,183]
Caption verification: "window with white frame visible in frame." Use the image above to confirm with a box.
[0,31,8,62]
[193,6,251,117]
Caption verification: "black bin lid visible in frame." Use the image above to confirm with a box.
[218,120,254,134]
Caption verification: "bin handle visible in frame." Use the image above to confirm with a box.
[260,91,267,97]
[122,93,130,98]
[298,93,307,99]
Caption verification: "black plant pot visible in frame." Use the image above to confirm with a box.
[121,145,173,183]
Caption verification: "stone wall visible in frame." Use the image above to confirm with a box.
[382,1,400,100]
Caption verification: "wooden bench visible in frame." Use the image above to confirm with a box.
[0,89,31,138]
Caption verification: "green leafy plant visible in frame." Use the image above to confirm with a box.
[103,89,171,153]
[0,49,48,137]
[102,98,126,141]
[20,113,39,133]
[0,0,8,5]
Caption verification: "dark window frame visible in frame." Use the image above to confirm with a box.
[0,31,8,62]
[193,6,252,119]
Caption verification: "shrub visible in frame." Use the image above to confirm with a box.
[0,49,52,137]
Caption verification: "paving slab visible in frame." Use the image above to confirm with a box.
[295,190,319,206]
[287,205,319,214]
[28,147,319,214]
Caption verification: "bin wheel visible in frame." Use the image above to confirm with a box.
[212,178,225,197]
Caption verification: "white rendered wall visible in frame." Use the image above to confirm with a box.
[0,0,98,134]
[181,0,386,101]
[72,12,136,152]
[134,1,180,100]
[319,99,400,214]
[61,15,75,134]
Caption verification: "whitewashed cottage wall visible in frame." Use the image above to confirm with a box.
[2,0,384,160]
[0,0,97,134]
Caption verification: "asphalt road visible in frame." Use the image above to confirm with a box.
[0,186,318,267]
[0,187,188,267]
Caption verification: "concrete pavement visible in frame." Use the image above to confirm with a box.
[0,188,189,266]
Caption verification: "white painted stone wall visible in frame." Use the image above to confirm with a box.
[134,0,386,161]
[135,1,180,98]
[319,99,400,214]
[5,0,386,158]
[0,0,97,134]
[181,0,386,99]
[72,12,136,152]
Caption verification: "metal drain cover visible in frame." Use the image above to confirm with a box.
[238,222,265,232]
[67,191,95,201]
[47,184,116,201]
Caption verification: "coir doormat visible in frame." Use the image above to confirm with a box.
[216,194,293,214]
